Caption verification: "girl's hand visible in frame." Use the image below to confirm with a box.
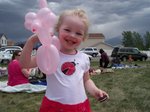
[94,89,109,102]
[30,34,40,43]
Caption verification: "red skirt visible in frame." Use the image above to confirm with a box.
[39,96,92,112]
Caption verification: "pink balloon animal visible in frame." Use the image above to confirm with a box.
[24,0,60,75]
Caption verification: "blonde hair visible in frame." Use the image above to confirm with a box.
[55,9,89,39]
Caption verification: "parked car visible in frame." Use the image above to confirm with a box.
[111,47,148,61]
[0,46,22,53]
[80,47,99,57]
[0,48,22,64]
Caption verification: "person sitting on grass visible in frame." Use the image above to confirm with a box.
[128,55,133,64]
[111,56,121,67]
[99,49,110,68]
[7,50,31,86]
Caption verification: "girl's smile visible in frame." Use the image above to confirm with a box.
[64,36,78,45]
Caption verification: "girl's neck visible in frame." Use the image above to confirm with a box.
[60,48,77,55]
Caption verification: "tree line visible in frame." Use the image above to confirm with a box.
[122,31,150,50]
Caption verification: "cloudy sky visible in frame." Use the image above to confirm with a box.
[0,0,150,43]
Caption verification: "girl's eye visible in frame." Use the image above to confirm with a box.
[76,32,83,36]
[64,29,70,32]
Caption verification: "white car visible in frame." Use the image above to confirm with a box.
[0,48,22,64]
[0,46,22,53]
[80,47,99,57]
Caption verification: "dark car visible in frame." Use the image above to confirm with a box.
[111,47,148,61]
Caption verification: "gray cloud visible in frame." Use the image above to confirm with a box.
[0,0,150,42]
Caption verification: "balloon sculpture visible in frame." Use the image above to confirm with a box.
[24,0,60,75]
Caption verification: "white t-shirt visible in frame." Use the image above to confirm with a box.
[45,51,90,104]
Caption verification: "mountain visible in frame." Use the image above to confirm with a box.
[105,36,122,47]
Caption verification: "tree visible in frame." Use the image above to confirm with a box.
[122,31,145,50]
[122,31,134,47]
[132,32,144,50]
[144,31,150,50]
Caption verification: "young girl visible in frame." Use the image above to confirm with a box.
[20,9,109,112]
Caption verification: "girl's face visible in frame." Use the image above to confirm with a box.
[58,15,86,54]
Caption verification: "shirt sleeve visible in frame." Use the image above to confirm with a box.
[83,53,90,73]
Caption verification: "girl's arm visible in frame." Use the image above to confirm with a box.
[83,71,109,99]
[20,34,39,68]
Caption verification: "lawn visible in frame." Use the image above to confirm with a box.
[0,60,150,112]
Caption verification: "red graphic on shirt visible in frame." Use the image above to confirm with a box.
[61,62,76,76]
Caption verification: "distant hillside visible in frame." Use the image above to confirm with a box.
[105,37,122,46]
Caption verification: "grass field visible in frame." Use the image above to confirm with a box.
[0,60,150,112]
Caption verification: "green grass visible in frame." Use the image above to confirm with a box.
[0,61,150,112]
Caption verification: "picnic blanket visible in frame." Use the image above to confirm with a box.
[0,81,47,93]
[111,64,141,69]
